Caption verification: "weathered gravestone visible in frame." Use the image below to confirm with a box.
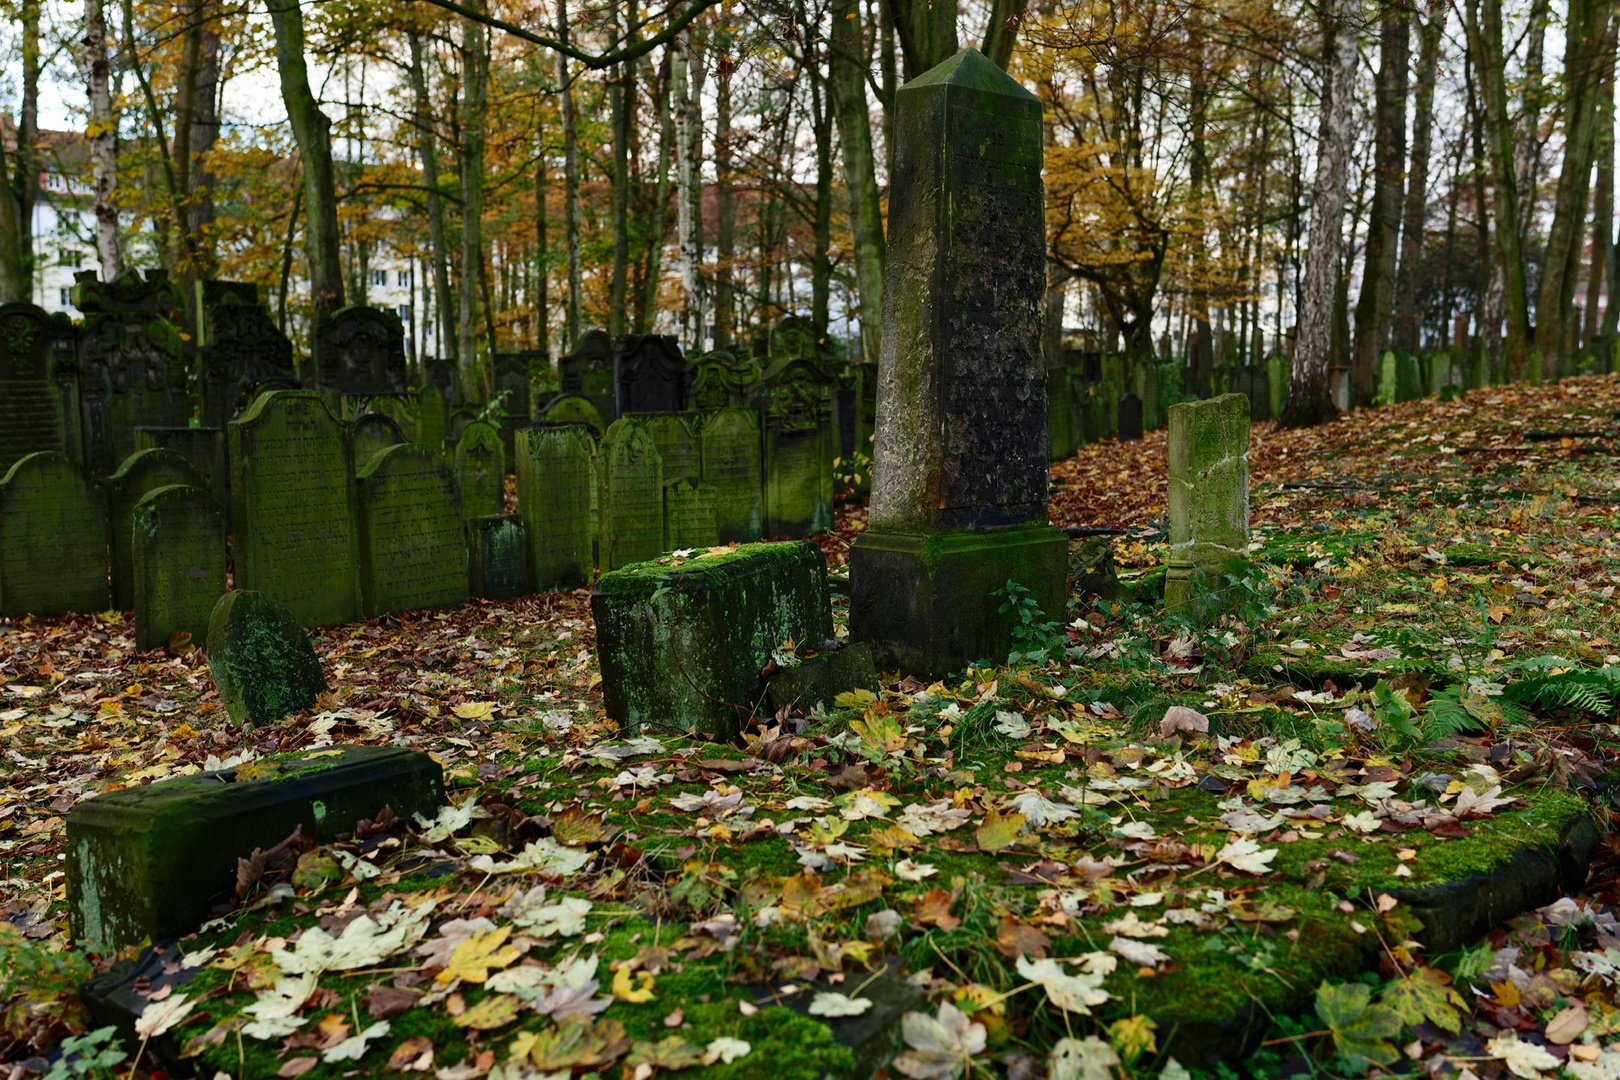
[417,385,449,453]
[1118,392,1144,441]
[848,49,1067,678]
[352,411,405,469]
[539,393,607,437]
[207,589,329,724]
[665,479,719,550]
[312,306,408,401]
[453,420,505,520]
[47,312,85,464]
[559,330,616,422]
[515,423,595,590]
[134,427,229,527]
[0,302,68,476]
[1397,352,1425,402]
[425,358,460,405]
[643,413,701,484]
[598,418,665,571]
[1265,353,1289,420]
[614,334,688,415]
[0,452,109,618]
[229,390,361,627]
[1164,393,1250,610]
[196,280,299,429]
[755,358,835,536]
[468,514,530,600]
[688,350,761,410]
[104,448,206,610]
[67,744,443,951]
[770,314,830,371]
[1081,380,1118,443]
[698,407,763,543]
[492,351,543,467]
[72,270,189,477]
[1047,363,1078,460]
[592,541,833,739]
[132,484,225,651]
[447,405,478,448]
[356,444,469,617]
[1231,366,1271,421]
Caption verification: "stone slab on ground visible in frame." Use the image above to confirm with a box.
[67,744,444,951]
[206,590,330,725]
[766,643,881,714]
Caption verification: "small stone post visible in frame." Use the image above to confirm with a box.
[1164,393,1250,609]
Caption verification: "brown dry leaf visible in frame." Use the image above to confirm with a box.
[912,889,961,930]
[995,916,1051,959]
[1159,705,1210,737]
[387,1035,435,1072]
[1545,1003,1589,1044]
[277,1058,319,1077]
[365,985,420,1019]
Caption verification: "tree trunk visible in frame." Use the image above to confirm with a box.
[15,0,39,284]
[409,31,457,363]
[980,0,1026,69]
[889,0,957,79]
[673,14,707,349]
[267,0,345,314]
[637,51,674,335]
[1185,15,1213,390]
[536,107,550,357]
[558,0,584,348]
[830,0,886,364]
[1586,38,1613,344]
[83,0,121,283]
[608,0,632,337]
[714,49,735,346]
[1284,0,1357,427]
[0,138,23,303]
[1351,3,1409,404]
[458,7,487,389]
[809,38,834,333]
[1391,0,1443,353]
[188,3,222,275]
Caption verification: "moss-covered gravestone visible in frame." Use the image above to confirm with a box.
[351,410,405,469]
[229,390,361,627]
[0,302,67,477]
[766,643,880,715]
[592,541,833,739]
[515,423,595,589]
[599,418,665,571]
[0,452,110,618]
[755,358,836,536]
[558,330,617,423]
[67,744,443,951]
[132,485,225,651]
[848,50,1067,679]
[539,392,607,437]
[643,412,701,483]
[665,479,719,550]
[453,420,504,520]
[207,589,329,725]
[699,407,763,543]
[417,385,449,454]
[468,514,530,600]
[356,444,468,617]
[135,426,229,530]
[104,448,205,610]
[1266,353,1289,419]
[1164,393,1250,609]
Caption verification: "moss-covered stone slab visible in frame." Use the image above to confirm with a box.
[1165,393,1249,609]
[66,745,443,951]
[699,407,763,543]
[132,484,225,652]
[766,643,880,714]
[665,479,719,550]
[514,423,595,590]
[468,513,530,600]
[356,443,468,617]
[206,589,329,725]
[104,447,206,611]
[453,420,504,521]
[592,541,833,739]
[599,417,665,571]
[0,451,110,618]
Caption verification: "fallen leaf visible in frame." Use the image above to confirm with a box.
[1159,706,1209,737]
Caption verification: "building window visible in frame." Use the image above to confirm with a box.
[59,288,71,307]
[58,250,83,268]
[398,305,412,322]
[371,269,388,287]
[398,269,412,288]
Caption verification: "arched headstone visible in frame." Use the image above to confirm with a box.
[598,418,664,571]
[0,452,109,617]
[453,420,505,520]
[132,484,226,651]
[0,302,66,476]
[515,423,595,590]
[356,444,468,616]
[105,447,206,610]
[697,408,762,543]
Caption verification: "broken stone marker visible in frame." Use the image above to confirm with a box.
[848,49,1067,679]
[1164,393,1250,609]
[592,541,833,739]
[206,590,330,725]
[68,744,443,951]
[766,643,881,715]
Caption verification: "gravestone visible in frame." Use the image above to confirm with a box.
[311,306,408,401]
[134,427,229,527]
[755,358,835,536]
[848,49,1067,679]
[665,479,719,550]
[67,745,442,952]
[352,411,405,469]
[1118,392,1144,441]
[598,418,665,571]
[592,541,833,739]
[356,444,469,617]
[1047,364,1077,460]
[515,423,596,590]
[834,379,858,460]
[0,302,67,475]
[770,315,825,365]
[48,312,84,465]
[447,405,478,447]
[468,514,530,600]
[766,643,881,714]
[196,280,299,429]
[1376,351,1399,405]
[614,334,688,415]
[132,484,225,652]
[698,407,763,543]
[1137,361,1164,430]
[206,589,329,724]
[643,413,701,484]
[104,448,206,610]
[73,270,188,477]
[492,351,543,468]
[1265,353,1289,419]
[453,420,505,520]
[853,362,878,459]
[229,390,361,627]
[1164,393,1250,610]
[559,330,616,422]
[688,350,761,410]
[417,385,449,453]
[1397,352,1425,402]
[1081,380,1118,442]
[0,452,109,617]
[1231,366,1271,421]
[425,358,460,405]
[539,393,606,436]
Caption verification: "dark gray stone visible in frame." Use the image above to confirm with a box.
[311,306,408,400]
[614,334,688,415]
[468,514,530,600]
[206,589,329,725]
[766,643,881,714]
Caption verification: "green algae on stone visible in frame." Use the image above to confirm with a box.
[206,589,329,725]
[355,442,469,617]
[452,419,505,521]
[665,478,720,550]
[514,423,595,589]
[104,447,207,610]
[1165,392,1250,610]
[467,513,530,600]
[132,483,226,651]
[698,406,764,543]
[0,450,110,618]
[598,417,666,571]
[539,391,607,437]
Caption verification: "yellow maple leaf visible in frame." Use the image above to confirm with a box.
[438,926,521,984]
[452,702,496,720]
[975,808,1026,852]
[612,964,657,1003]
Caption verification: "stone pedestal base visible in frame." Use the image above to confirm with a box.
[849,525,1068,680]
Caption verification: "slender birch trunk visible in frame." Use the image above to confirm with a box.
[409,31,457,363]
[83,0,121,283]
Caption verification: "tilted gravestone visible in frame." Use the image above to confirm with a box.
[135,427,229,528]
[598,417,665,571]
[754,358,835,536]
[453,420,505,521]
[539,393,606,437]
[311,306,408,401]
[132,484,225,652]
[356,444,469,617]
[196,279,299,429]
[642,412,701,484]
[206,589,329,724]
[515,423,595,590]
[468,514,530,600]
[698,407,763,543]
[1118,392,1144,441]
[229,390,361,627]
[592,541,833,739]
[352,411,405,469]
[614,334,688,416]
[687,350,761,410]
[665,479,719,551]
[0,302,68,476]
[1164,393,1250,610]
[104,448,206,611]
[559,329,616,422]
[72,270,189,477]
[67,744,443,951]
[0,452,109,617]
[849,50,1067,679]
